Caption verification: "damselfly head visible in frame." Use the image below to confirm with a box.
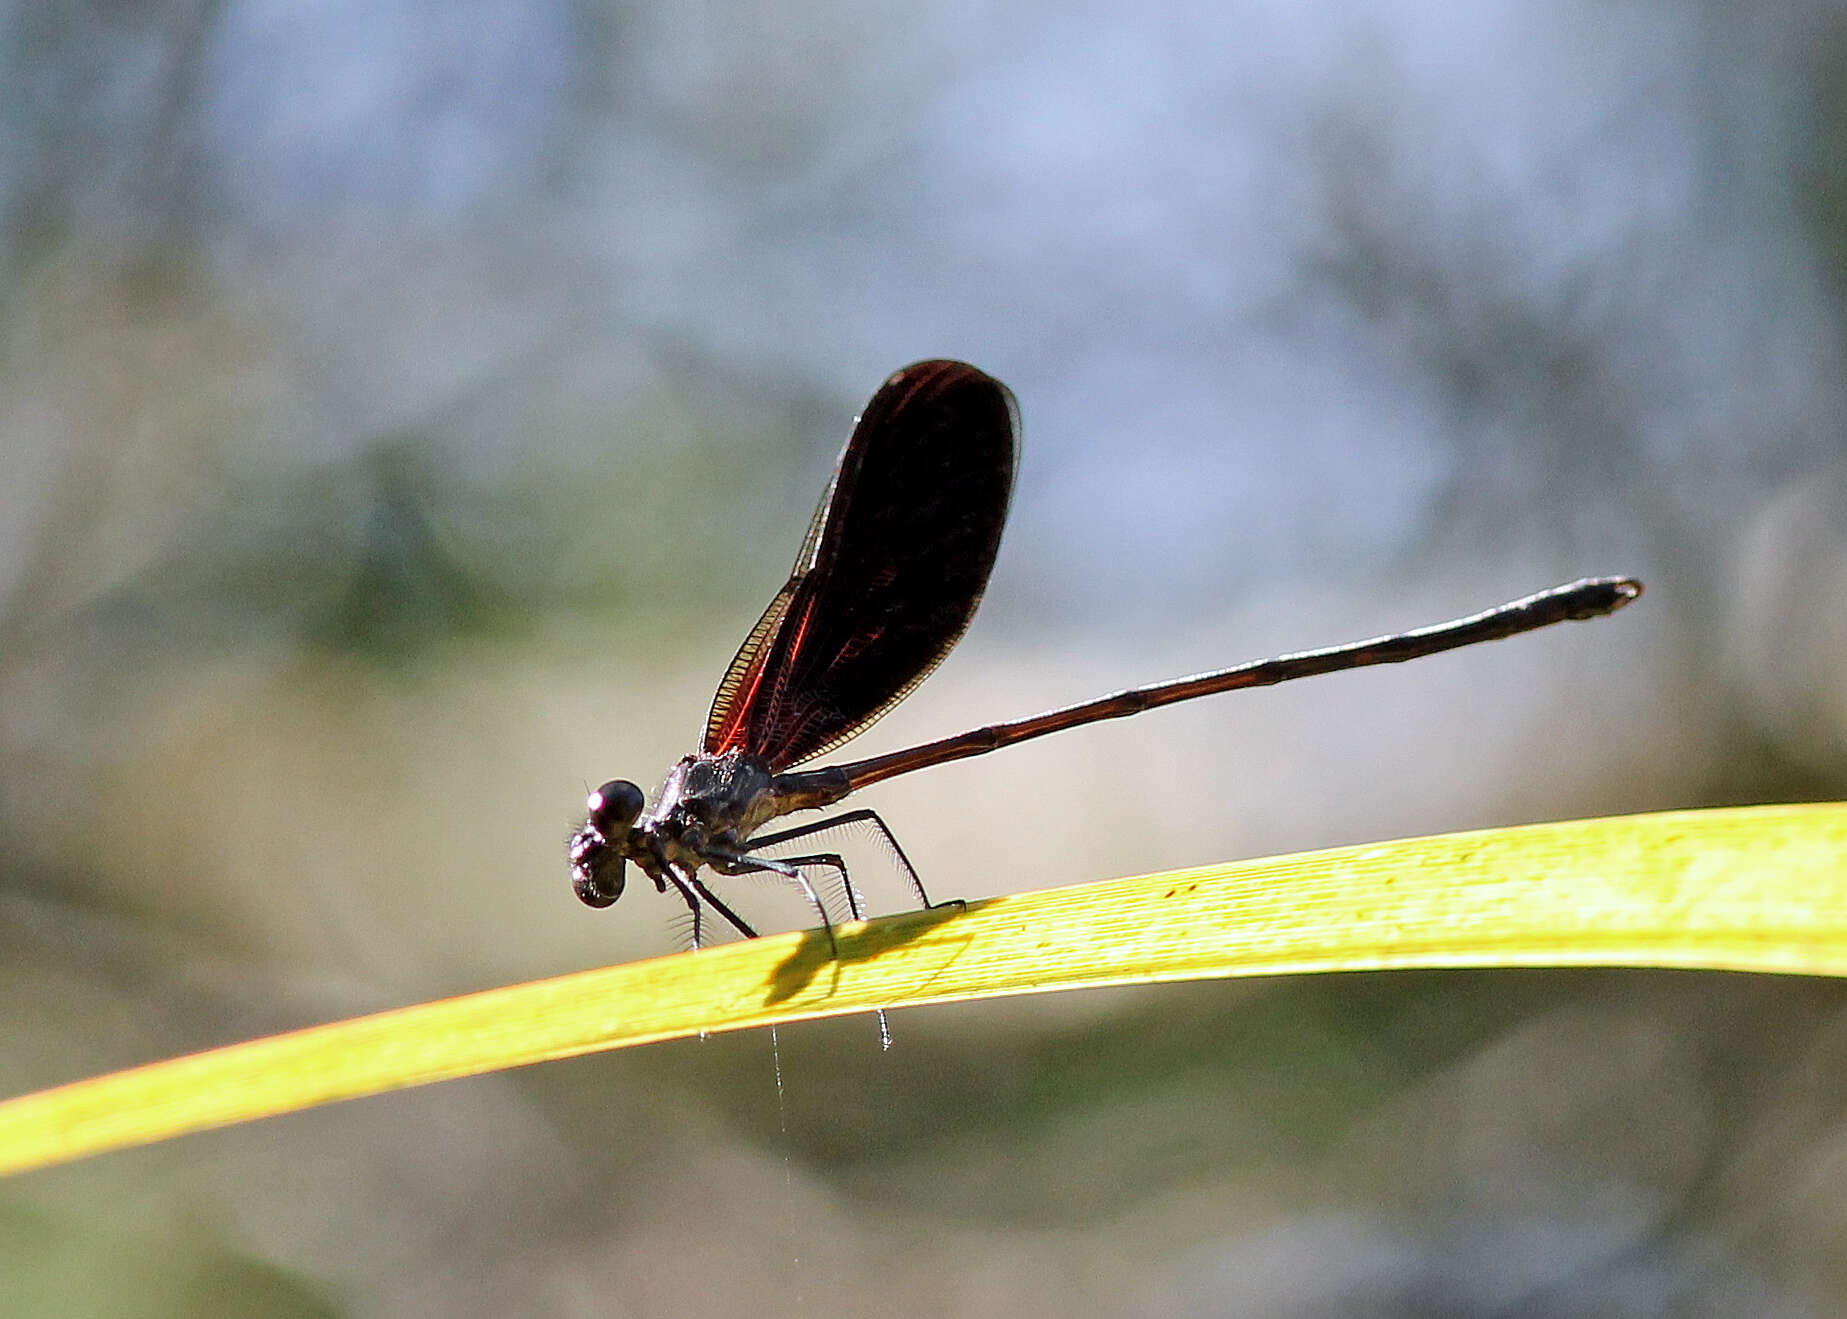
[569,779,646,908]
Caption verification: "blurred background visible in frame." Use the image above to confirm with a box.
[3,0,1846,1314]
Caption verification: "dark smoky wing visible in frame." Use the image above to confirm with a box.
[704,581,797,756]
[704,421,838,753]
[704,360,1018,769]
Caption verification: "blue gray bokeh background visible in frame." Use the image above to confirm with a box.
[4,2,1846,1315]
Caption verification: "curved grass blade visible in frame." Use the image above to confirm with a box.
[2,802,1843,1178]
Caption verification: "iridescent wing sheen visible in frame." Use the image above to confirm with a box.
[704,360,1018,770]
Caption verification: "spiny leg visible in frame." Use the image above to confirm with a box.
[764,852,859,921]
[661,869,705,949]
[709,850,838,953]
[663,867,758,948]
[688,875,760,940]
[746,808,943,911]
[717,850,895,1048]
[712,846,908,1047]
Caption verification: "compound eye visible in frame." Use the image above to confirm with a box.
[587,780,645,833]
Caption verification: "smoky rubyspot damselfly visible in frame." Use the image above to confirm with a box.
[569,360,1641,946]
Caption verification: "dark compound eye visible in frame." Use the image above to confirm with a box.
[587,779,645,833]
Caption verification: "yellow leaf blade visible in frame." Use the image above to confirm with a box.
[2,802,1843,1178]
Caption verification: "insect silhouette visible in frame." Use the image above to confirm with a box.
[568,360,1641,947]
